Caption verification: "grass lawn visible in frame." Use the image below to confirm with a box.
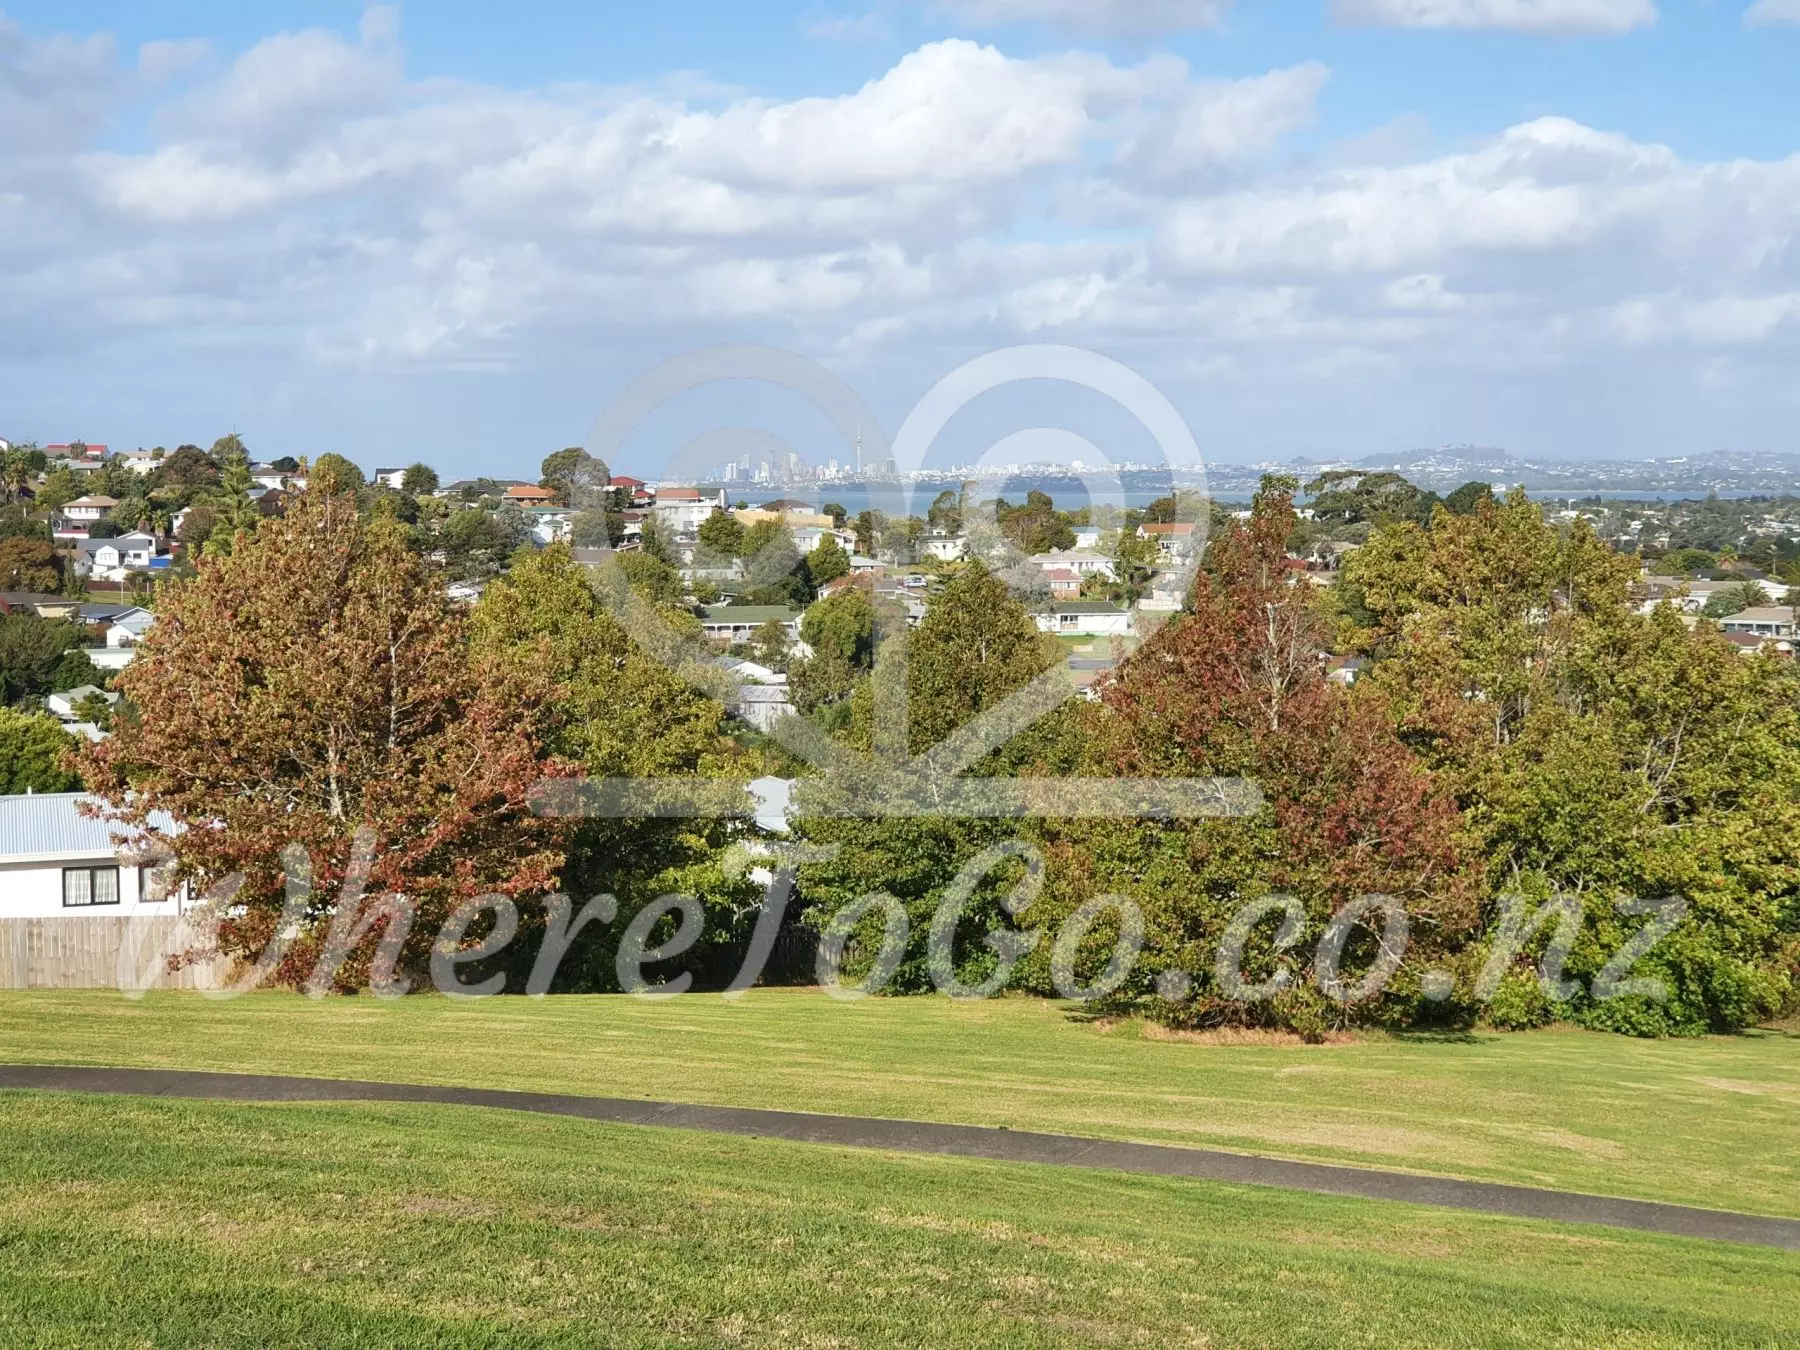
[1,989,1795,1217]
[2,1091,1796,1348]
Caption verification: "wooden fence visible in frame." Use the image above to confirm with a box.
[0,917,226,991]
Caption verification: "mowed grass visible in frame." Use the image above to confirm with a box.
[2,989,1796,1217]
[1,1091,1797,1349]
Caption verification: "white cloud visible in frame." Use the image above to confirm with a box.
[1744,0,1800,26]
[933,0,1234,36]
[802,12,893,40]
[1333,0,1657,34]
[6,8,1800,467]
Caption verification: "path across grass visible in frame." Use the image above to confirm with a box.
[1,989,1795,1217]
[2,1090,1796,1348]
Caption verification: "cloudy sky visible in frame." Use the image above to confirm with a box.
[2,1,1798,478]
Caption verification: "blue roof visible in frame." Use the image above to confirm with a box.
[0,793,179,861]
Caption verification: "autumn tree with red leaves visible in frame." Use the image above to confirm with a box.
[1055,476,1480,1032]
[84,470,573,989]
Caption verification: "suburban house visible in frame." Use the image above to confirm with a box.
[921,534,967,562]
[526,506,573,544]
[1044,567,1083,600]
[0,593,80,620]
[656,487,730,535]
[791,526,856,554]
[698,605,801,643]
[371,467,409,490]
[45,444,109,475]
[56,495,119,538]
[1032,548,1113,578]
[45,687,120,722]
[1720,606,1796,639]
[113,448,164,475]
[0,792,185,920]
[249,464,300,492]
[1036,601,1134,637]
[1138,522,1199,558]
[503,484,558,507]
[81,604,155,647]
[731,684,795,733]
[74,533,158,577]
[609,476,652,506]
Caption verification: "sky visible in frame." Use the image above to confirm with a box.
[2,1,1798,480]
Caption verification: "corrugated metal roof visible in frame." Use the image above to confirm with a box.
[0,793,178,861]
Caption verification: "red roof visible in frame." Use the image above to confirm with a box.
[658,487,701,501]
[610,475,647,488]
[1141,522,1196,535]
[46,443,108,457]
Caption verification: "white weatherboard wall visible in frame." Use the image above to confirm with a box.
[0,793,183,921]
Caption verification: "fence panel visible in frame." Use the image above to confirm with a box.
[0,917,224,991]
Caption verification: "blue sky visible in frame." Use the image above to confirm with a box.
[2,1,1798,479]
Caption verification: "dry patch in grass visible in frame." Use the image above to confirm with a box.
[1129,1021,1360,1048]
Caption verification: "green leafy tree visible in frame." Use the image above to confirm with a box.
[401,463,440,496]
[539,448,609,508]
[471,544,759,990]
[0,708,81,793]
[1444,481,1494,516]
[1701,581,1770,618]
[789,586,875,714]
[310,454,366,493]
[696,509,745,561]
[34,467,80,514]
[0,616,89,702]
[808,533,851,587]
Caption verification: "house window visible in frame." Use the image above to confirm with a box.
[63,866,121,907]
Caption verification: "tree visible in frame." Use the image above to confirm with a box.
[696,509,745,560]
[1445,481,1494,516]
[0,709,81,793]
[539,448,609,508]
[808,533,851,587]
[895,561,1057,755]
[1702,581,1770,618]
[747,619,793,673]
[1095,477,1477,1033]
[789,586,875,714]
[440,507,530,582]
[471,544,757,991]
[926,489,963,534]
[1663,547,1716,576]
[1306,470,1439,529]
[854,509,886,557]
[822,502,849,529]
[0,615,88,702]
[151,445,219,491]
[34,468,80,514]
[1337,490,1800,1034]
[639,513,678,566]
[84,484,571,988]
[0,537,61,591]
[310,454,366,493]
[401,463,440,496]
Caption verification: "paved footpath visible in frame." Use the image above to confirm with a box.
[4,1063,1797,1251]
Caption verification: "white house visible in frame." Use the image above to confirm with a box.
[74,533,157,577]
[1031,549,1113,578]
[45,686,119,722]
[105,608,155,647]
[113,448,164,475]
[654,486,729,535]
[922,535,967,562]
[56,495,119,538]
[1035,601,1134,637]
[0,792,185,919]
[83,647,136,672]
[526,506,573,544]
[371,467,409,490]
[698,605,801,643]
